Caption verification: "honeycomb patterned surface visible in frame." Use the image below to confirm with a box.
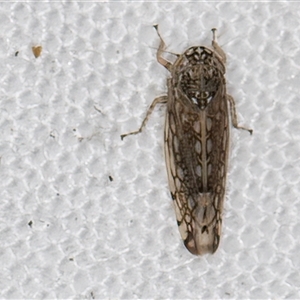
[0,2,299,299]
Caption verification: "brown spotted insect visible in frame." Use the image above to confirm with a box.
[121,25,252,255]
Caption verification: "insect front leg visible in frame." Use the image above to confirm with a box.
[121,95,168,140]
[153,24,175,71]
[227,95,253,135]
[211,28,227,64]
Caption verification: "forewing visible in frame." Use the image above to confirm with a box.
[164,81,229,255]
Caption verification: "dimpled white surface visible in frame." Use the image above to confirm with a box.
[0,2,299,299]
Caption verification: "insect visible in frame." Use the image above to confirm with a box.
[121,25,252,255]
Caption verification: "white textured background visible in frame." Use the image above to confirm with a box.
[0,2,299,299]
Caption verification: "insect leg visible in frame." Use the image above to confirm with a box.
[211,28,227,64]
[153,24,174,71]
[227,95,253,135]
[121,95,168,140]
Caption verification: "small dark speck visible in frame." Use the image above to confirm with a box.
[225,293,230,296]
[91,291,95,299]
[73,128,76,132]
[57,193,60,196]
[15,51,19,57]
[47,224,50,227]
[94,105,102,114]
[69,258,74,261]
[109,175,113,182]
[116,50,119,54]
[28,220,33,228]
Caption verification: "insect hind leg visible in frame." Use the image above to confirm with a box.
[121,95,168,140]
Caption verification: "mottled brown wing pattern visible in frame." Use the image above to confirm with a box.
[121,26,252,256]
[164,48,230,255]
